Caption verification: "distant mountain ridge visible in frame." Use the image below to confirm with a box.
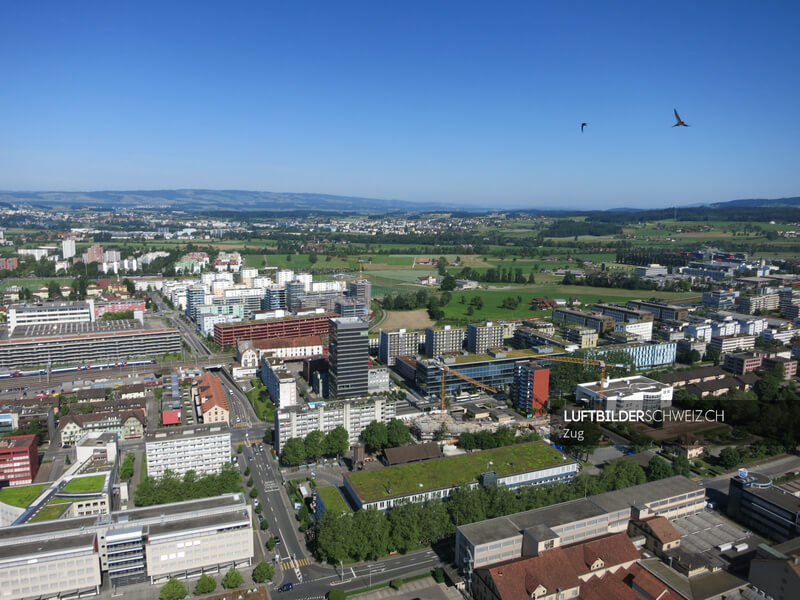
[0,189,455,213]
[705,196,800,209]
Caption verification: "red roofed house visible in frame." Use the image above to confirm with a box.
[628,516,682,557]
[253,335,324,360]
[162,410,182,426]
[193,373,229,424]
[473,533,648,600]
[0,435,39,487]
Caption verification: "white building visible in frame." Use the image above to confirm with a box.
[739,317,768,336]
[145,426,231,479]
[711,319,740,338]
[276,269,295,284]
[311,280,346,293]
[575,376,673,416]
[612,320,653,341]
[686,323,713,342]
[368,367,391,393]
[17,247,50,260]
[8,300,95,334]
[62,238,76,259]
[294,273,313,292]
[260,354,299,408]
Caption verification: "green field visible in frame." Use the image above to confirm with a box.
[346,442,566,502]
[0,278,74,292]
[317,486,352,514]
[0,483,48,508]
[61,474,107,493]
[29,504,69,523]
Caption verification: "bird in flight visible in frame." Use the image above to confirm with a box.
[672,109,689,127]
[581,122,588,133]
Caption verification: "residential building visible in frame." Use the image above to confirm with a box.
[467,322,505,353]
[145,425,231,478]
[723,352,765,375]
[347,279,371,306]
[253,334,324,360]
[763,355,798,379]
[60,238,76,260]
[0,435,39,487]
[657,366,726,387]
[626,300,688,321]
[728,470,800,542]
[702,289,740,310]
[736,293,780,314]
[512,362,550,415]
[552,307,616,333]
[425,325,465,357]
[593,303,654,324]
[86,243,104,264]
[0,321,181,369]
[455,476,704,570]
[513,326,579,352]
[260,354,299,407]
[58,410,145,446]
[193,373,229,424]
[0,257,19,271]
[274,396,396,452]
[94,299,145,319]
[708,334,756,354]
[761,326,800,344]
[8,301,95,334]
[612,320,654,342]
[343,442,578,511]
[329,317,369,398]
[575,375,673,416]
[379,329,421,366]
[368,367,390,393]
[335,298,368,317]
[561,325,598,348]
[591,341,677,369]
[213,313,331,349]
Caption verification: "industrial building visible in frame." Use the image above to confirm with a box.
[7,301,95,334]
[728,470,800,542]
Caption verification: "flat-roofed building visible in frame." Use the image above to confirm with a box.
[8,300,95,334]
[736,293,779,314]
[213,313,331,349]
[513,362,550,415]
[253,334,324,360]
[329,317,369,398]
[728,471,800,542]
[593,303,654,324]
[561,325,598,348]
[626,300,689,321]
[260,354,299,407]
[455,476,704,570]
[554,308,616,333]
[425,325,465,357]
[709,334,756,354]
[379,329,421,366]
[145,425,231,479]
[0,435,38,487]
[575,375,673,416]
[467,322,505,353]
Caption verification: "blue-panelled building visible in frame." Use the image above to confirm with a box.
[591,341,677,369]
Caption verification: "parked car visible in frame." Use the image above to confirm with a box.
[274,536,281,545]
[278,583,293,592]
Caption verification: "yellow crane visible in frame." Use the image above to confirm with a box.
[437,362,499,411]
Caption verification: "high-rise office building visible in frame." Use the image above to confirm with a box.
[329,317,369,398]
[348,279,372,305]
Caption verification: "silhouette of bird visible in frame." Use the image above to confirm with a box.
[581,122,588,133]
[672,109,689,127]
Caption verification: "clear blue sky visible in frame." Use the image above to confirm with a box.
[1,1,798,209]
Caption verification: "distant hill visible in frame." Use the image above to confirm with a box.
[0,189,454,213]
[705,196,800,209]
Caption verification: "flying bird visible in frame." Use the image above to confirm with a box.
[581,122,588,133]
[672,109,689,127]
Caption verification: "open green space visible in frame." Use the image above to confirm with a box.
[0,278,74,292]
[61,474,106,493]
[0,483,48,508]
[317,486,351,514]
[346,442,566,502]
[29,504,69,523]
[247,379,276,423]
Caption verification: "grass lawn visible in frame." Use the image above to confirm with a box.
[346,442,567,502]
[247,379,276,423]
[61,474,107,493]
[317,486,352,514]
[0,483,48,508]
[29,504,69,522]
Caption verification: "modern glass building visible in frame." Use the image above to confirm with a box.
[329,317,369,398]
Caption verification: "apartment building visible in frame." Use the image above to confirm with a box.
[612,320,653,341]
[735,293,780,314]
[424,325,465,357]
[708,334,756,354]
[58,410,145,446]
[591,341,677,369]
[378,329,421,366]
[512,362,550,415]
[260,354,299,407]
[467,322,505,353]
[213,313,331,349]
[626,300,689,321]
[193,373,229,424]
[145,426,231,478]
[561,325,598,348]
[274,396,396,452]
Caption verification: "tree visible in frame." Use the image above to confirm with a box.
[244,466,250,476]
[598,458,646,491]
[247,476,254,487]
[266,536,276,550]
[689,349,702,364]
[325,426,349,458]
[249,488,259,499]
[719,447,741,470]
[252,561,275,583]
[281,437,307,466]
[193,574,217,595]
[647,456,674,481]
[440,274,456,291]
[305,430,326,461]
[672,455,691,478]
[386,419,412,447]
[360,421,389,453]
[159,578,187,600]
[221,567,243,590]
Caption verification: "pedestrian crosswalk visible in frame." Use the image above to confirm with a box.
[280,557,312,570]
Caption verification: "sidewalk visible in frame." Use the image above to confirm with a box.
[350,576,461,600]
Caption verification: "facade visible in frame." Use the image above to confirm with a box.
[702,289,739,310]
[343,442,578,511]
[58,410,145,446]
[274,396,396,452]
[749,538,800,600]
[708,334,756,353]
[379,329,421,366]
[552,308,615,333]
[593,303,654,324]
[347,279,372,305]
[253,334,324,360]
[260,354,299,407]
[94,300,145,319]
[561,325,598,348]
[455,476,704,571]
[145,426,231,479]
[86,243,104,264]
[736,293,779,314]
[329,317,369,398]
[0,435,39,487]
[635,263,669,277]
[368,367,391,393]
[723,352,765,375]
[512,362,550,415]
[591,341,677,369]
[8,301,95,334]
[467,322,505,353]
[728,471,800,542]
[60,238,76,259]
[213,314,331,349]
[626,300,689,321]
[0,493,253,597]
[425,325,465,357]
[193,373,229,424]
[575,376,673,416]
[612,320,653,341]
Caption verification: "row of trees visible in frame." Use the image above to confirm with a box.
[314,459,647,562]
[360,419,412,453]
[280,426,350,467]
[135,464,242,506]
[456,265,536,284]
[457,426,540,451]
[158,562,274,600]
[561,271,692,292]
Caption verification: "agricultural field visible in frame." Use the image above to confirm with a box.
[378,309,435,331]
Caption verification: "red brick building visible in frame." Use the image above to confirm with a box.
[213,314,331,349]
[0,434,39,487]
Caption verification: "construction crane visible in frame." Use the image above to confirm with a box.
[437,361,498,411]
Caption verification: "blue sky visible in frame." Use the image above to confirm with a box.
[1,1,798,209]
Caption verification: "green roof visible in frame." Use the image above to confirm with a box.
[0,483,48,508]
[61,474,106,493]
[446,349,543,365]
[29,503,69,523]
[346,442,568,502]
[317,486,352,514]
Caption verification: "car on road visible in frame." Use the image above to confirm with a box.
[248,455,253,461]
[278,583,293,592]
[273,536,281,545]
[258,514,263,522]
